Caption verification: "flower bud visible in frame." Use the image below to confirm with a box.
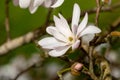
[71,62,83,76]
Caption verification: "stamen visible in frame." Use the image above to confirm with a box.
[68,37,73,42]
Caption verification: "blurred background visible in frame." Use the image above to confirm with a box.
[0,0,120,80]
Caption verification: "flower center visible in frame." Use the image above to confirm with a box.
[69,37,73,42]
[68,36,75,45]
[67,34,76,45]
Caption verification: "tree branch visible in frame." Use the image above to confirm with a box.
[0,9,53,56]
[0,32,34,55]
[88,46,98,80]
[5,0,11,41]
[95,0,101,26]
[68,2,120,23]
[82,44,112,80]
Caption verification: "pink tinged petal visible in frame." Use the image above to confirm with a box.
[53,15,72,38]
[44,0,52,8]
[38,37,66,49]
[13,0,19,6]
[72,40,80,50]
[19,0,31,8]
[77,13,88,37]
[71,3,80,34]
[48,45,71,57]
[72,25,78,36]
[46,26,67,42]
[51,0,64,8]
[79,25,101,37]
[33,0,44,7]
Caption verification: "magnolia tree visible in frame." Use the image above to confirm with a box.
[0,0,120,80]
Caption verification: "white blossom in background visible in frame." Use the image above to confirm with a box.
[38,3,101,57]
[46,63,62,79]
[28,53,40,66]
[63,72,75,80]
[111,67,120,79]
[95,43,109,53]
[0,56,31,80]
[13,0,64,14]
[102,0,111,5]
[0,54,40,80]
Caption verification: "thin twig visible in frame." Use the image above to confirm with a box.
[94,17,120,46]
[95,0,101,26]
[68,2,120,23]
[88,46,98,80]
[5,0,11,41]
[0,32,34,55]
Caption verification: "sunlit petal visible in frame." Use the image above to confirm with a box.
[71,3,80,34]
[48,45,71,57]
[19,0,31,8]
[46,26,67,42]
[38,37,66,49]
[51,0,64,8]
[43,0,52,8]
[29,2,38,14]
[77,13,88,37]
[53,15,72,38]
[33,0,44,7]
[58,14,72,35]
[79,25,101,37]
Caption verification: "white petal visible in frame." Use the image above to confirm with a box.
[53,15,73,38]
[79,25,101,37]
[48,45,71,57]
[19,0,31,8]
[13,0,19,6]
[33,0,44,7]
[77,13,88,37]
[71,3,80,34]
[58,14,72,33]
[51,0,64,8]
[46,26,67,42]
[29,1,39,14]
[43,0,52,8]
[38,37,66,49]
[72,40,80,50]
[82,34,95,45]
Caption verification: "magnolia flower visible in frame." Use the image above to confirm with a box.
[13,0,64,14]
[38,3,101,57]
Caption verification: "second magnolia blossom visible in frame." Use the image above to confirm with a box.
[13,0,64,14]
[38,3,101,57]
